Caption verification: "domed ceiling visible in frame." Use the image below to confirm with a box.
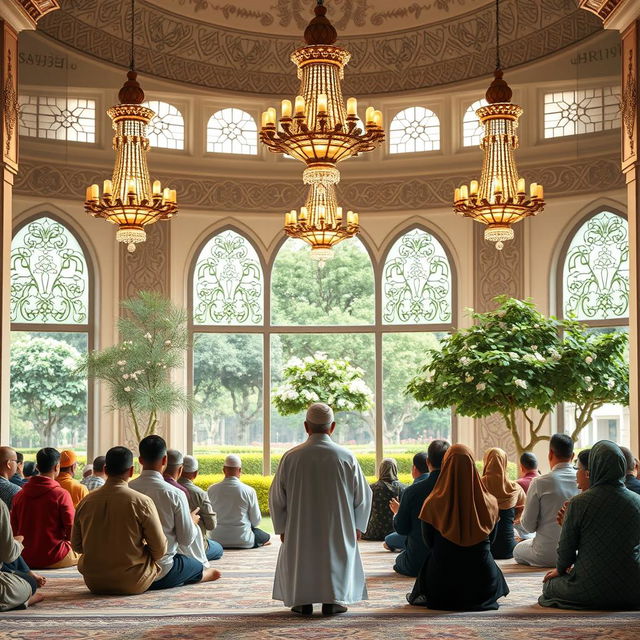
[38,0,602,95]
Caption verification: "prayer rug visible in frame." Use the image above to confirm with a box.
[2,541,635,639]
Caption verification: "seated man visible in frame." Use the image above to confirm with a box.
[0,447,22,509]
[516,452,539,493]
[10,452,27,488]
[388,440,449,577]
[11,448,78,569]
[621,447,640,495]
[513,434,579,567]
[72,446,168,595]
[384,451,429,552]
[56,450,88,508]
[83,457,106,492]
[0,501,43,611]
[163,449,190,499]
[207,455,270,549]
[178,455,223,561]
[130,436,220,589]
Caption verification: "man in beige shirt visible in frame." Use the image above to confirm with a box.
[71,446,167,595]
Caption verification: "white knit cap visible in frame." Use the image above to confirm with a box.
[182,455,198,473]
[224,454,242,468]
[166,449,184,466]
[306,402,334,427]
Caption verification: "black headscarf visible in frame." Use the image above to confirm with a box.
[588,440,626,489]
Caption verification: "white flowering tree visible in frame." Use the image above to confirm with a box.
[273,352,373,418]
[407,297,568,456]
[84,292,192,443]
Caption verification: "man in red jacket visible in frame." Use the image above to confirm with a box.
[11,448,78,569]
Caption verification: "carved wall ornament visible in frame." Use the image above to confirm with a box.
[17,0,61,22]
[2,50,19,157]
[621,50,637,152]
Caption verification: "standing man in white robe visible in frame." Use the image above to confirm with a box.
[270,403,372,616]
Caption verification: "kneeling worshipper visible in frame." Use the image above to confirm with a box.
[71,447,168,595]
[56,450,89,508]
[408,444,509,611]
[362,458,405,541]
[482,448,526,559]
[621,447,640,495]
[540,440,640,610]
[556,449,590,526]
[0,501,43,610]
[270,403,372,616]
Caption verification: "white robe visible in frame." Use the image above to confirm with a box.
[270,433,372,607]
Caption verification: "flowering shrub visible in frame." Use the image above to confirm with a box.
[273,352,373,416]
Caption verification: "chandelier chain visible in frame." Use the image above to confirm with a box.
[495,0,500,70]
[130,0,135,72]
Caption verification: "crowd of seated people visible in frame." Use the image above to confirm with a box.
[0,431,639,613]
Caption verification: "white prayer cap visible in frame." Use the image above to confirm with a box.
[306,402,334,427]
[182,455,198,473]
[166,449,184,466]
[224,454,242,468]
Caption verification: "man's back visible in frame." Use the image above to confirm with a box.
[57,472,88,508]
[72,479,166,595]
[521,463,578,559]
[10,475,74,568]
[208,477,259,548]
[130,470,199,578]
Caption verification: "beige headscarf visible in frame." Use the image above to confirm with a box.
[378,458,399,489]
[420,444,499,547]
[482,447,526,512]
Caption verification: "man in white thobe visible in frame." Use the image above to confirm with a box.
[270,403,372,616]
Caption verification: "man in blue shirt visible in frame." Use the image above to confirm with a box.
[387,440,450,577]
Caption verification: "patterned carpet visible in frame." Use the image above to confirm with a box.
[2,541,636,639]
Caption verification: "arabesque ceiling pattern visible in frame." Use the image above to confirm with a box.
[37,0,603,95]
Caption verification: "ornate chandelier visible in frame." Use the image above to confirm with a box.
[260,0,384,260]
[84,0,177,252]
[453,0,545,250]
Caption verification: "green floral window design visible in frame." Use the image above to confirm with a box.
[382,228,452,325]
[11,217,88,324]
[563,212,629,321]
[193,230,263,325]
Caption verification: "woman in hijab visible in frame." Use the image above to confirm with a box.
[362,458,405,541]
[540,440,640,610]
[482,448,526,559]
[408,444,509,611]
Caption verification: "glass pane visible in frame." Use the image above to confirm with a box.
[563,211,628,321]
[193,230,264,326]
[207,108,257,155]
[271,333,375,457]
[18,95,96,143]
[271,237,374,326]
[463,99,488,147]
[389,106,440,154]
[10,331,88,451]
[11,217,89,324]
[192,333,263,455]
[383,228,452,325]
[143,100,185,150]
[382,333,451,455]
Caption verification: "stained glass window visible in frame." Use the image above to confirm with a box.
[383,228,452,325]
[389,106,440,154]
[143,100,185,150]
[563,211,629,321]
[463,99,488,147]
[207,108,258,155]
[193,230,263,325]
[11,217,89,324]
[19,95,96,143]
[544,87,620,139]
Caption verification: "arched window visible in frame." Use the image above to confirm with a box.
[10,216,92,450]
[558,210,629,447]
[189,228,457,473]
[463,99,488,147]
[19,95,96,143]
[143,101,185,150]
[191,230,264,454]
[389,106,440,154]
[207,108,258,155]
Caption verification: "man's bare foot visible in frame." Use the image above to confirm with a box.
[262,541,272,546]
[30,572,46,588]
[27,592,44,607]
[201,568,221,583]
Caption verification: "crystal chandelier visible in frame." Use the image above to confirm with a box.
[260,0,384,261]
[453,0,545,250]
[84,0,177,252]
